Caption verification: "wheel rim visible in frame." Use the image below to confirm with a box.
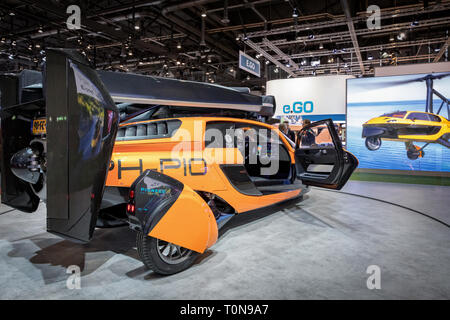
[156,239,192,265]
[366,137,381,150]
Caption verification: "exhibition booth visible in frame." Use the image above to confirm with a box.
[268,70,450,225]
[0,52,449,300]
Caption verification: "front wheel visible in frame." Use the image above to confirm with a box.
[365,136,382,151]
[136,231,199,275]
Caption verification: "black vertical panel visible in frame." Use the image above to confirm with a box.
[0,75,40,212]
[46,49,119,242]
[46,50,69,220]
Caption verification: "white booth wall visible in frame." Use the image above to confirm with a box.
[266,75,354,124]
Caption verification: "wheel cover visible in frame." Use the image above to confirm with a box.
[366,136,381,151]
[156,239,192,265]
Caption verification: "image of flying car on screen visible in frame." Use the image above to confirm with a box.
[362,73,450,160]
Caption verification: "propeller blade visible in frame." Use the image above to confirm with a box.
[350,72,450,89]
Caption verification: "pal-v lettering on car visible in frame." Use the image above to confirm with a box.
[283,101,314,114]
[239,51,261,78]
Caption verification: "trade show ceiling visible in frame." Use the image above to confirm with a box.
[0,0,449,90]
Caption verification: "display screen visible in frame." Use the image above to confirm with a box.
[346,72,450,172]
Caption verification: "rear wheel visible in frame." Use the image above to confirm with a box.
[365,136,382,151]
[136,231,199,275]
[406,144,424,160]
[406,149,424,160]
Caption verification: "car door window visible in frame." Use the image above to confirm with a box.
[428,114,441,122]
[407,112,429,121]
[298,125,334,149]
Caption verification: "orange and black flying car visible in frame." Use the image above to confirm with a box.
[0,49,357,274]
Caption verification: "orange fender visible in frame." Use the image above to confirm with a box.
[130,170,218,253]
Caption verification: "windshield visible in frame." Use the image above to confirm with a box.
[382,111,407,118]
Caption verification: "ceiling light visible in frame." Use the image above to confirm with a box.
[246,75,250,80]
[128,51,133,56]
[8,54,14,60]
[134,25,140,30]
[38,26,43,33]
[367,54,373,60]
[177,42,181,49]
[235,36,240,41]
[308,34,314,40]
[319,43,324,49]
[9,12,15,16]
[397,32,406,41]
[229,67,234,72]
[176,60,181,65]
[389,35,395,41]
[11,40,16,46]
[265,60,270,65]
[1,37,6,44]
[435,47,441,52]
[274,68,279,73]
[286,63,291,68]
[201,10,207,18]
[292,8,299,18]
[311,59,320,67]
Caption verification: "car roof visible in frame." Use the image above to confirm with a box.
[119,116,275,129]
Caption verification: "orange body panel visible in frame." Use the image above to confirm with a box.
[106,117,302,215]
[109,116,303,252]
[148,183,218,253]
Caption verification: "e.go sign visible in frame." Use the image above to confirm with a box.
[283,101,314,114]
[239,51,261,78]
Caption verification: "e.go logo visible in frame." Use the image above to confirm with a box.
[246,59,256,71]
[283,101,314,114]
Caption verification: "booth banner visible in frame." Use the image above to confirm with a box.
[346,72,450,172]
[267,75,353,124]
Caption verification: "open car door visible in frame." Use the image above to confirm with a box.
[45,49,119,242]
[0,49,119,243]
[295,119,357,190]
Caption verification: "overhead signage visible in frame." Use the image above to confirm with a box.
[239,50,261,78]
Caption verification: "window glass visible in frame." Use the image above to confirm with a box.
[383,111,407,118]
[428,114,441,122]
[299,125,334,148]
[407,112,430,121]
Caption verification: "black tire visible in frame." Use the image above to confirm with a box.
[136,231,199,275]
[406,148,424,160]
[365,136,382,151]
